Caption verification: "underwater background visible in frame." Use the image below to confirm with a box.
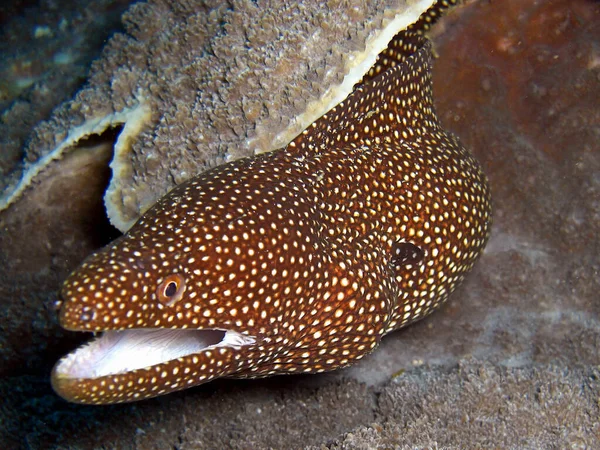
[1,0,599,448]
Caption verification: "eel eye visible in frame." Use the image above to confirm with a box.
[157,273,186,306]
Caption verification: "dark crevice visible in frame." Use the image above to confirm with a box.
[73,125,125,249]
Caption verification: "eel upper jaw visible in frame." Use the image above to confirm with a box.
[52,328,256,380]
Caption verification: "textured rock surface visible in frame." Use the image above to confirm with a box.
[0,0,131,185]
[0,0,598,448]
[318,364,600,449]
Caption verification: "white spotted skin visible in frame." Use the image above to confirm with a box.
[52,27,491,404]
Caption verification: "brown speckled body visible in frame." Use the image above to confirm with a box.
[52,4,491,404]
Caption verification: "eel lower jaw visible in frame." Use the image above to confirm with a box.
[52,328,256,380]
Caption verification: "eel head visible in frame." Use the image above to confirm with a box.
[51,152,386,404]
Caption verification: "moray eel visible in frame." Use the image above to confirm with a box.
[52,3,491,404]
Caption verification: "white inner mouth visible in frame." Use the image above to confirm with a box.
[55,329,256,379]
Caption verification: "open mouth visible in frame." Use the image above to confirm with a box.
[54,328,256,380]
